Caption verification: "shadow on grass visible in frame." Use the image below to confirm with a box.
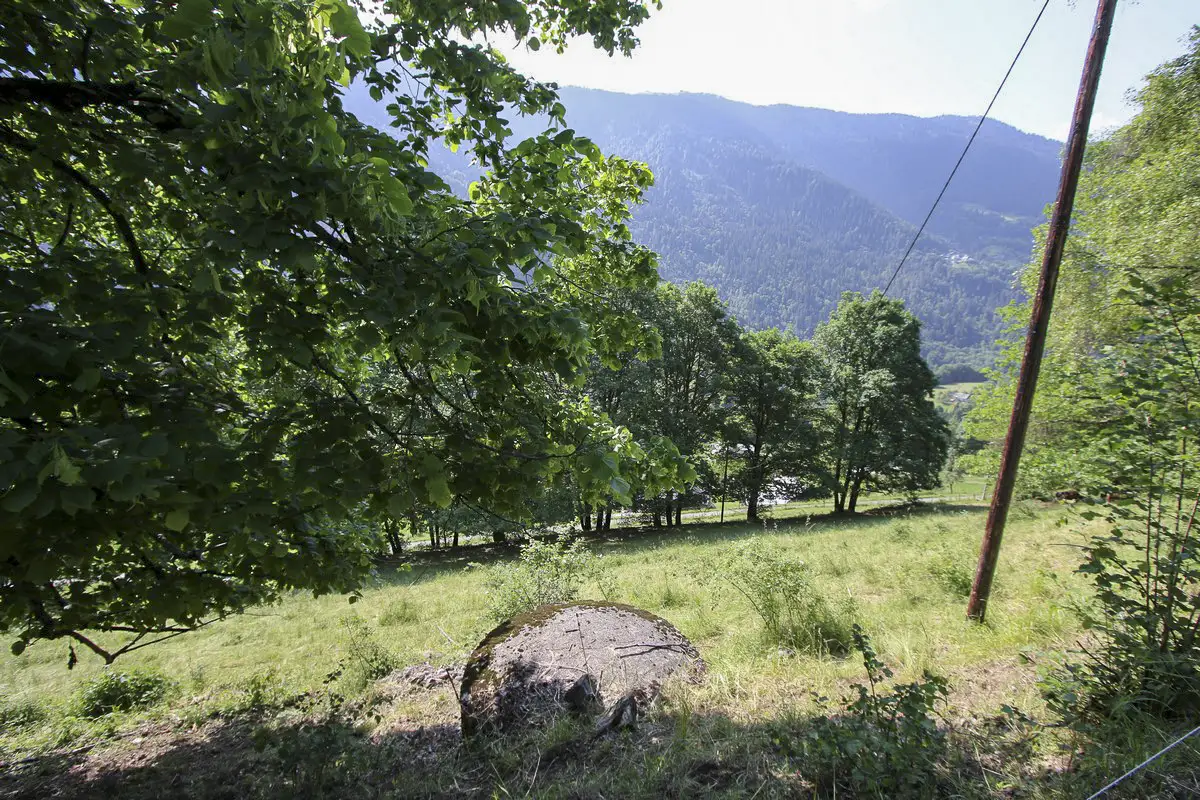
[376,502,992,586]
[6,686,1176,799]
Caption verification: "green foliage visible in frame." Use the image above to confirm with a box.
[965,28,1200,497]
[74,668,173,717]
[698,538,854,654]
[1042,270,1200,724]
[782,626,949,797]
[936,364,986,384]
[815,291,950,511]
[338,614,397,692]
[377,599,419,627]
[0,0,685,659]
[585,282,733,523]
[724,328,822,521]
[480,537,609,622]
[0,696,45,730]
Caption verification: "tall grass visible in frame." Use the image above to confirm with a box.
[0,505,1086,773]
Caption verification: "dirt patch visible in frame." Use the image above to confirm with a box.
[459,601,703,736]
[387,662,464,690]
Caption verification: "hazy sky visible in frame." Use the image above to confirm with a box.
[503,0,1198,141]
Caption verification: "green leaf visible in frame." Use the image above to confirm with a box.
[426,475,452,509]
[159,0,214,39]
[330,2,371,59]
[1,482,37,513]
[165,509,190,532]
[52,448,82,486]
[0,368,29,404]
[381,176,413,216]
[72,367,102,391]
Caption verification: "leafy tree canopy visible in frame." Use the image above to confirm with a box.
[815,291,948,512]
[0,0,676,662]
[964,27,1200,495]
[724,327,821,521]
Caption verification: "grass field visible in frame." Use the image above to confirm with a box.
[933,381,985,415]
[1,501,1195,797]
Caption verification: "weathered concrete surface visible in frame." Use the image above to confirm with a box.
[459,601,702,735]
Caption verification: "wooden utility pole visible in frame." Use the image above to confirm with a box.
[966,0,1119,622]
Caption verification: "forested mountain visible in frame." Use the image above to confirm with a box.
[548,89,1063,368]
[344,86,1062,367]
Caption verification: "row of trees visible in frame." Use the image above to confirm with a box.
[607,285,949,523]
[407,285,950,546]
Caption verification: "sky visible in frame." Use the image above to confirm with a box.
[503,0,1198,141]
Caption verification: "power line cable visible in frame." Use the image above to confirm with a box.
[1085,723,1200,799]
[882,0,1052,295]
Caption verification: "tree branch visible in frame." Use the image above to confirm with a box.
[0,78,184,129]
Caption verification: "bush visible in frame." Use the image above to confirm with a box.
[480,537,608,622]
[0,697,45,730]
[1044,493,1200,723]
[698,538,855,654]
[75,668,173,717]
[236,668,290,712]
[378,599,420,627]
[780,626,949,797]
[927,550,973,597]
[339,614,398,692]
[1040,274,1200,724]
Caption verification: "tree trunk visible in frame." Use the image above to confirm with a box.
[674,502,682,527]
[383,519,403,555]
[652,508,662,527]
[747,492,759,523]
[848,475,864,513]
[603,507,612,530]
[580,504,592,532]
[837,469,854,514]
[452,527,459,548]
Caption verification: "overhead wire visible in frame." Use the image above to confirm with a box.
[1085,724,1200,799]
[882,0,1052,295]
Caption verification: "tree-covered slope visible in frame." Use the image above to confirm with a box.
[555,88,1062,262]
[344,86,1062,367]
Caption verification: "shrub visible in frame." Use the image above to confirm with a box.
[698,538,855,654]
[780,625,949,797]
[1039,273,1200,724]
[0,697,45,730]
[235,668,290,712]
[339,614,398,692]
[927,550,973,597]
[480,537,608,622]
[75,668,173,717]
[378,599,420,627]
[1044,493,1200,723]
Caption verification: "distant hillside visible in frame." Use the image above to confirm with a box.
[554,88,1061,262]
[344,86,1062,368]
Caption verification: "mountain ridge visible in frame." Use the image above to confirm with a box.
[344,85,1062,368]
